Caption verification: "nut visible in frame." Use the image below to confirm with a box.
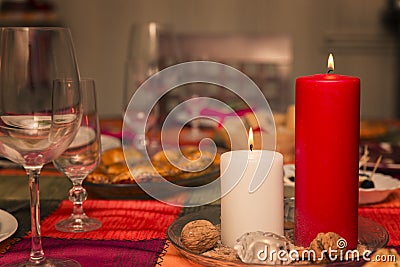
[181,220,219,253]
[309,232,346,263]
[363,248,400,267]
[202,242,239,262]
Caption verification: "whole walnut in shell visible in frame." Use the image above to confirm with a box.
[181,220,219,253]
[309,232,346,263]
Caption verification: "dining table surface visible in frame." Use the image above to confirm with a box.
[0,118,400,267]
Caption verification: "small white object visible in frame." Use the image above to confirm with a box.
[234,231,294,265]
[101,135,121,152]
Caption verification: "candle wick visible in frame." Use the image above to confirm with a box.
[327,69,334,74]
[250,144,253,151]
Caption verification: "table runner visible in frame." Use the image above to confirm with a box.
[0,200,182,267]
[1,190,400,266]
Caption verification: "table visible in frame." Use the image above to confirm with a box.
[0,171,399,266]
[0,120,400,266]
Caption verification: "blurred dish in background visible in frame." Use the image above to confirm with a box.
[360,121,388,139]
[101,135,121,152]
[84,146,220,199]
[359,171,400,205]
[0,209,18,242]
[283,164,400,204]
[360,142,400,171]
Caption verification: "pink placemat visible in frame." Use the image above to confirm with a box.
[0,237,165,267]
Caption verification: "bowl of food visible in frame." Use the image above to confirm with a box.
[282,164,400,205]
[359,171,400,205]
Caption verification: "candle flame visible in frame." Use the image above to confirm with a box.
[248,128,253,151]
[328,53,334,72]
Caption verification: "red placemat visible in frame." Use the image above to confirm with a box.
[38,200,182,240]
[0,199,182,267]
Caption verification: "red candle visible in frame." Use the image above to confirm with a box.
[294,54,360,249]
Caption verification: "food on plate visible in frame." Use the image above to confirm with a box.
[100,147,126,166]
[87,146,220,184]
[359,174,375,189]
[179,218,370,265]
[360,121,388,139]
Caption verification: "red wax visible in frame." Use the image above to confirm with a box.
[295,74,360,249]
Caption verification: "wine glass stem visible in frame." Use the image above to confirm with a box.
[70,179,87,217]
[27,167,45,265]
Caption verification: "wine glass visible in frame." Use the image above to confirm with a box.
[123,22,179,152]
[181,94,209,142]
[53,79,102,233]
[0,28,82,266]
[123,83,159,151]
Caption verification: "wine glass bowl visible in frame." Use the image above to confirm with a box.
[53,79,102,233]
[0,27,82,266]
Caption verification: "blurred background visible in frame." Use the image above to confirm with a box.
[0,0,398,120]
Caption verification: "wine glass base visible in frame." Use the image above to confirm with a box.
[2,258,81,267]
[55,216,102,233]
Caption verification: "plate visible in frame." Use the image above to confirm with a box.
[167,206,389,267]
[70,127,96,148]
[359,171,400,205]
[0,209,18,242]
[283,164,400,205]
[84,146,221,199]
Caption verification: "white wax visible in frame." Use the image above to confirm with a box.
[220,150,284,247]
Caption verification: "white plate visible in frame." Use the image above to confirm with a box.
[359,171,400,205]
[283,164,400,205]
[0,209,18,242]
[101,135,121,152]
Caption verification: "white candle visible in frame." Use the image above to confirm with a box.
[220,131,284,247]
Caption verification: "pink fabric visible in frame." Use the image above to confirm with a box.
[0,237,165,267]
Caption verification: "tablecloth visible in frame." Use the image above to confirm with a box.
[0,191,399,266]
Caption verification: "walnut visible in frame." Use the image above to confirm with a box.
[309,232,346,264]
[181,220,219,253]
[363,248,400,267]
[202,242,239,262]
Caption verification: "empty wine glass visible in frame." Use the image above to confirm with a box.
[124,90,159,150]
[123,22,179,152]
[53,79,102,233]
[0,27,82,266]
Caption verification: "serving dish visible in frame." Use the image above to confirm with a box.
[83,167,219,199]
[167,206,389,266]
[84,146,220,199]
